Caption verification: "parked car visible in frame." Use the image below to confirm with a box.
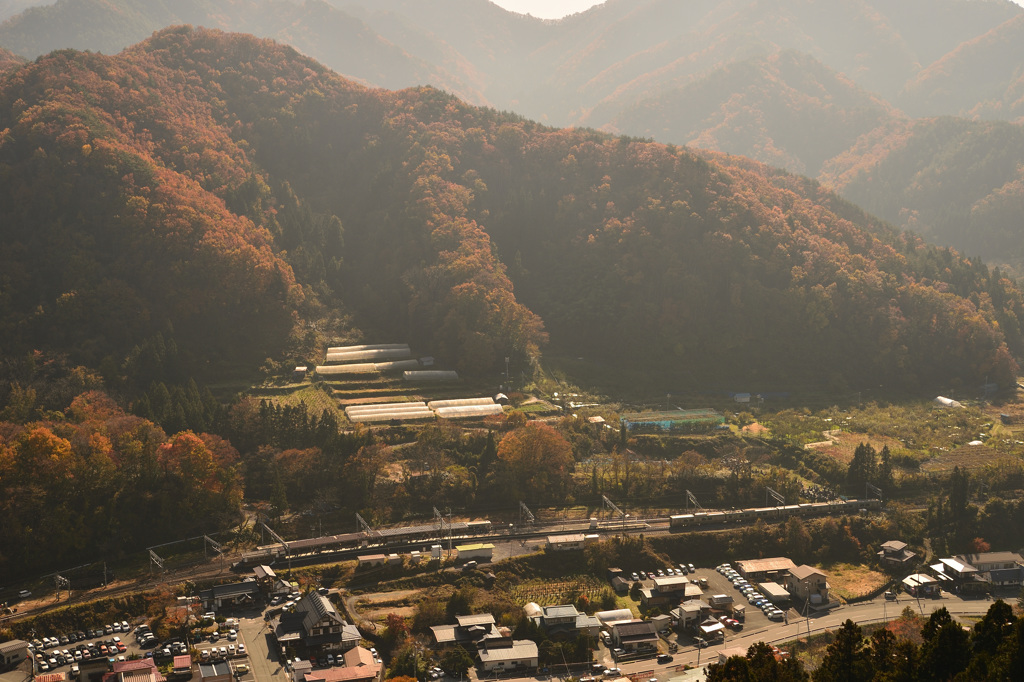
[694,637,708,648]
[238,644,246,656]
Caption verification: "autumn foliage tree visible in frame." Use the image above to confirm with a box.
[493,423,573,502]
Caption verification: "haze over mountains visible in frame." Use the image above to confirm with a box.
[2,0,1024,272]
[1,26,1022,395]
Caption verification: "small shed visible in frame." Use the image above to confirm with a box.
[293,366,308,382]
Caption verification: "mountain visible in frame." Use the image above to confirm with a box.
[901,13,1024,119]
[1,26,1021,391]
[819,117,1024,269]
[605,51,899,177]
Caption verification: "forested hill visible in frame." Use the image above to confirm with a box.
[1,26,1022,390]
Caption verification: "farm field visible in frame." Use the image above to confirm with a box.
[824,563,890,603]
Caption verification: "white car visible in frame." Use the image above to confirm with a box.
[237,644,246,656]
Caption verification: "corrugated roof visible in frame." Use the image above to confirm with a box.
[736,557,797,574]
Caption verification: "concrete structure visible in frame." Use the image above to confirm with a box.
[477,639,538,673]
[547,534,586,551]
[609,621,658,654]
[198,581,260,609]
[455,544,494,561]
[0,641,28,669]
[877,541,917,569]
[902,574,940,598]
[718,648,748,664]
[357,555,387,568]
[759,582,791,604]
[735,557,797,582]
[197,662,230,682]
[786,565,829,604]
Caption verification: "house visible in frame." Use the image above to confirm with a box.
[102,659,167,682]
[530,605,600,638]
[273,592,361,656]
[172,655,193,676]
[902,574,940,598]
[955,551,1024,587]
[877,541,917,569]
[477,639,538,673]
[303,647,381,682]
[670,600,709,630]
[786,565,829,605]
[430,614,500,647]
[931,557,992,595]
[547,534,586,551]
[197,662,230,682]
[609,621,658,654]
[735,557,797,582]
[0,641,28,669]
[639,575,700,607]
[198,580,260,610]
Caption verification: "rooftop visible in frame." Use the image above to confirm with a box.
[478,640,538,664]
[547,534,586,544]
[789,565,826,581]
[736,557,797,574]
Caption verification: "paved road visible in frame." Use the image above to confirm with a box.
[463,593,1001,682]
[239,611,288,682]
[621,593,996,674]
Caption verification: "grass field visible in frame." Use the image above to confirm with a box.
[824,562,890,602]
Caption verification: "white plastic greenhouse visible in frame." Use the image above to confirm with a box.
[325,347,412,363]
[426,397,495,409]
[435,404,505,419]
[347,409,435,423]
[315,363,378,375]
[327,343,410,353]
[403,370,459,382]
[373,359,422,372]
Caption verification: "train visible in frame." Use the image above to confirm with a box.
[253,519,494,559]
[668,498,883,530]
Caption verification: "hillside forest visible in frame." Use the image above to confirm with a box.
[3,0,1024,268]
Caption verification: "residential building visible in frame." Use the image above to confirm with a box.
[877,541,917,569]
[955,552,1024,587]
[102,659,167,682]
[529,605,600,638]
[430,614,499,648]
[273,592,360,657]
[477,639,538,673]
[609,621,658,654]
[670,600,709,630]
[785,565,829,604]
[302,647,381,682]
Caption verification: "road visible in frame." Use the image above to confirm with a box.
[238,609,289,682]
[461,592,1001,682]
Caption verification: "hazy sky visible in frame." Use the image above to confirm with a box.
[492,0,1024,19]
[490,0,606,19]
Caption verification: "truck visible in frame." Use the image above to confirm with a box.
[708,594,734,608]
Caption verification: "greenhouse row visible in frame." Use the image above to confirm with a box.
[325,347,412,363]
[344,398,504,422]
[327,343,410,353]
[403,370,459,382]
[426,397,495,409]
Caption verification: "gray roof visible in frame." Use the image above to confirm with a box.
[542,605,580,619]
[297,592,345,633]
[789,565,826,580]
[0,640,28,655]
[478,640,538,664]
[198,662,231,678]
